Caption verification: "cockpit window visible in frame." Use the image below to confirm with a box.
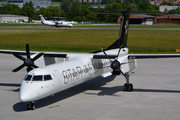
[44,75,52,81]
[32,75,43,81]
[24,75,32,81]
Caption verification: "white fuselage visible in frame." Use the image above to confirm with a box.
[19,48,133,102]
[41,21,73,27]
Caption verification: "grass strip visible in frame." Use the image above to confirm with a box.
[0,28,179,54]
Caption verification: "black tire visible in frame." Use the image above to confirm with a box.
[128,83,133,92]
[31,103,35,110]
[124,83,128,91]
[27,103,30,110]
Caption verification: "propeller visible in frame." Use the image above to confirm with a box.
[101,47,129,78]
[12,42,44,72]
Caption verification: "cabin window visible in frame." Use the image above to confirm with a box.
[44,75,52,81]
[32,75,43,81]
[24,75,32,81]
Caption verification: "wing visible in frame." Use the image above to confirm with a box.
[0,50,67,58]
[128,54,180,59]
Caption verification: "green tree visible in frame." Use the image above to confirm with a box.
[138,2,155,12]
[101,0,114,4]
[60,0,71,15]
[115,0,121,3]
[128,3,137,12]
[46,6,65,19]
[21,2,35,20]
[0,7,3,14]
[104,4,112,12]
[71,0,81,10]
[159,1,173,6]
[69,0,81,21]
[37,7,47,17]
[3,4,20,15]
[69,6,82,21]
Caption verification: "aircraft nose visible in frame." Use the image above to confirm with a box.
[19,81,37,102]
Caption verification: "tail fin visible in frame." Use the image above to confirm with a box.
[106,10,130,50]
[39,15,46,23]
[92,10,130,53]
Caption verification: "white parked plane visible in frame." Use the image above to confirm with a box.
[0,10,180,110]
[39,15,73,28]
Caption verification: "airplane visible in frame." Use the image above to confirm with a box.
[39,15,73,28]
[1,10,180,110]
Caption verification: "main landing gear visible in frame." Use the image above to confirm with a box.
[27,102,35,110]
[123,72,133,92]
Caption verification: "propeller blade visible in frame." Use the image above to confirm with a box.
[12,52,26,61]
[32,64,38,68]
[119,69,126,78]
[27,67,33,72]
[32,52,44,61]
[120,61,134,65]
[117,45,123,58]
[26,42,30,59]
[101,48,112,62]
[12,64,25,72]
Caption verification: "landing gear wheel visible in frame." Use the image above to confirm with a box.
[124,83,128,91]
[27,103,31,110]
[27,102,35,110]
[128,83,133,92]
[123,83,133,92]
[31,103,35,110]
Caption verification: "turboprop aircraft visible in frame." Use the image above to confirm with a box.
[0,10,180,110]
[39,15,73,28]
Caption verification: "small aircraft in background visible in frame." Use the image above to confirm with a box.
[0,10,180,110]
[39,15,73,28]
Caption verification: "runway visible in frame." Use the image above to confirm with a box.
[0,53,180,120]
[1,26,180,30]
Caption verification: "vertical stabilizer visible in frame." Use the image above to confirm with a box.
[106,10,130,50]
[39,15,46,23]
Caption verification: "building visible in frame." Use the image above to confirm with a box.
[159,5,179,12]
[0,14,28,23]
[149,0,180,6]
[154,14,180,24]
[117,14,155,25]
[7,0,51,7]
[117,14,180,25]
[90,4,106,8]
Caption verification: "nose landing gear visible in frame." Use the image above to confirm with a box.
[27,102,35,110]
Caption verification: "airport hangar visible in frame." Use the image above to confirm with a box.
[0,14,28,23]
[117,14,180,25]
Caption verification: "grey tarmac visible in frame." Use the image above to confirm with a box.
[0,53,180,120]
